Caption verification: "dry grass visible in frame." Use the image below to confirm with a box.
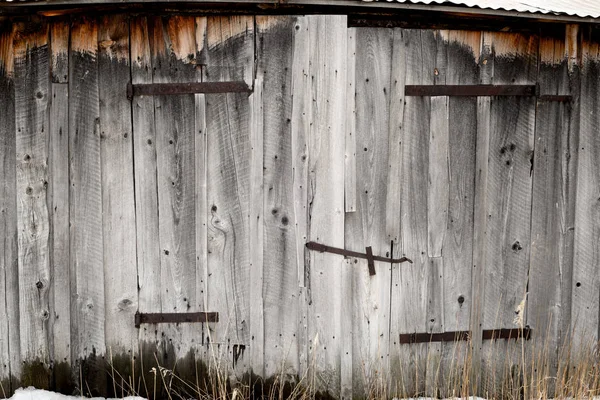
[99,327,600,400]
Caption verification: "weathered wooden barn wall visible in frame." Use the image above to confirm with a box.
[0,12,599,399]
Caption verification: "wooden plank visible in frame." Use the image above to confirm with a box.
[304,15,347,398]
[130,14,160,329]
[0,26,19,396]
[345,28,357,213]
[438,30,479,398]
[14,22,51,389]
[49,82,71,392]
[526,31,571,397]
[202,16,254,86]
[204,15,253,379]
[194,15,210,377]
[571,32,600,353]
[389,29,435,398]
[98,14,138,369]
[290,15,311,379]
[346,26,392,399]
[427,96,449,258]
[478,31,538,398]
[69,17,106,396]
[50,22,69,83]
[149,16,199,382]
[256,16,299,383]
[49,20,71,393]
[130,17,163,396]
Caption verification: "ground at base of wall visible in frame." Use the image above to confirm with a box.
[1,387,145,400]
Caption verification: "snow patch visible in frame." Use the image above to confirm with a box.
[2,387,145,400]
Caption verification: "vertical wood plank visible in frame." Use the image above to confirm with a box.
[202,16,254,86]
[439,31,479,398]
[345,28,357,213]
[69,17,106,396]
[14,22,51,389]
[479,32,538,399]
[98,14,138,368]
[130,17,162,371]
[389,29,435,398]
[527,31,571,397]
[49,19,71,389]
[195,15,210,373]
[304,15,347,398]
[204,15,254,378]
[0,25,19,395]
[248,72,264,381]
[572,31,600,352]
[347,26,392,399]
[257,15,298,382]
[149,16,199,382]
[290,15,311,379]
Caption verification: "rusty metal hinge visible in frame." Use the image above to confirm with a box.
[405,84,572,102]
[399,327,531,344]
[126,81,252,100]
[305,241,413,276]
[135,311,219,328]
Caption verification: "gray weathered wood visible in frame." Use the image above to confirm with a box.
[69,17,106,396]
[257,15,299,382]
[347,26,392,399]
[98,14,138,362]
[49,20,71,393]
[130,16,162,364]
[14,23,51,389]
[526,31,571,396]
[478,31,537,398]
[50,22,68,83]
[0,26,20,395]
[345,28,357,213]
[204,15,254,377]
[389,29,435,398]
[304,14,347,398]
[290,15,311,380]
[49,81,71,390]
[572,33,600,352]
[438,30,479,398]
[150,16,199,371]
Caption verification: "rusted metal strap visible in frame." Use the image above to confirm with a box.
[483,327,531,340]
[127,81,252,100]
[538,94,572,102]
[365,246,376,276]
[399,331,470,344]
[405,84,538,97]
[399,327,531,344]
[134,311,219,328]
[305,241,413,265]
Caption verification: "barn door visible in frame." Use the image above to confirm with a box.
[129,15,256,377]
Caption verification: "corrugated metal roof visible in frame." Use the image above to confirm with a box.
[379,0,600,19]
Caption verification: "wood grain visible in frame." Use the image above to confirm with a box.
[527,30,572,396]
[14,22,51,389]
[389,29,435,398]
[69,17,106,396]
[130,16,162,360]
[347,26,393,399]
[204,15,253,378]
[0,25,19,395]
[49,21,71,393]
[572,32,600,351]
[257,15,299,382]
[478,31,538,398]
[290,15,311,379]
[98,14,138,361]
[304,15,347,398]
